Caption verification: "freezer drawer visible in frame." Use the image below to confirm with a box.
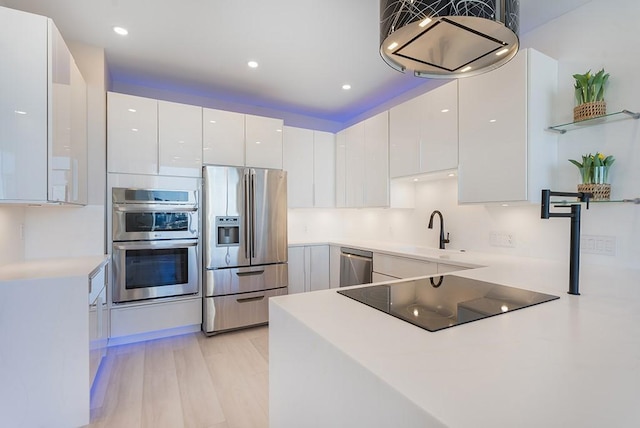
[204,263,288,297]
[203,287,287,335]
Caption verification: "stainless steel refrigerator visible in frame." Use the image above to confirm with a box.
[202,165,288,335]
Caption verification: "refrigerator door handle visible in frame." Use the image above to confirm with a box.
[250,169,257,259]
[243,170,251,260]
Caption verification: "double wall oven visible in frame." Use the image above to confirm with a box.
[111,188,199,303]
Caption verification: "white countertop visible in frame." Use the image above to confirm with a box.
[0,255,109,282]
[272,242,640,427]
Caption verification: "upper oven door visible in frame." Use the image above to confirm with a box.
[112,205,198,241]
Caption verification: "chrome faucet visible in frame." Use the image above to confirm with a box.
[428,210,450,250]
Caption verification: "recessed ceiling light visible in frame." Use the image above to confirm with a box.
[418,18,432,28]
[128,108,136,113]
[131,128,138,132]
[413,178,419,182]
[14,110,27,115]
[441,109,449,113]
[447,173,456,177]
[248,61,259,68]
[460,66,472,73]
[342,84,351,90]
[276,129,282,132]
[495,48,509,56]
[255,141,261,144]
[489,119,497,123]
[113,26,128,36]
[209,120,216,124]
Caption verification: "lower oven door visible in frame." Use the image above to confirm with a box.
[112,239,199,303]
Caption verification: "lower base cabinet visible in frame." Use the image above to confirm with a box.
[288,245,330,293]
[110,297,202,340]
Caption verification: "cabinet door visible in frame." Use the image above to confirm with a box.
[283,126,314,208]
[158,100,202,177]
[313,131,336,208]
[389,96,420,178]
[287,246,306,294]
[50,24,87,205]
[308,245,330,292]
[364,111,389,207]
[107,92,158,175]
[245,115,284,169]
[335,131,347,208]
[202,108,245,166]
[0,8,48,201]
[344,122,365,207]
[419,81,458,174]
[458,52,527,203]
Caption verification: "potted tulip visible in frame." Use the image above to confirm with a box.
[569,152,615,200]
[573,69,609,121]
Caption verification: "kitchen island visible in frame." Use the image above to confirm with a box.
[0,256,109,428]
[269,246,640,427]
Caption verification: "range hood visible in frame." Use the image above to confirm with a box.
[380,0,519,78]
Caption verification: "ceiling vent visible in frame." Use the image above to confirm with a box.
[380,0,519,78]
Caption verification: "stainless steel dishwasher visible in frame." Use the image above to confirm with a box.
[339,247,373,287]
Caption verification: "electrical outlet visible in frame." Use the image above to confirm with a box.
[490,231,515,248]
[581,235,616,256]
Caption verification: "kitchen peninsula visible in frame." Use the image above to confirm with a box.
[270,244,640,428]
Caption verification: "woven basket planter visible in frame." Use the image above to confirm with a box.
[573,101,606,122]
[578,183,611,201]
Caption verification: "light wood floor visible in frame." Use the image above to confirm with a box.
[88,326,269,428]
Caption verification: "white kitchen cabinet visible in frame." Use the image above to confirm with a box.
[0,7,87,204]
[107,92,158,175]
[336,111,390,208]
[89,261,108,389]
[283,126,336,208]
[458,48,558,204]
[283,127,314,207]
[158,100,202,177]
[108,93,203,177]
[389,80,458,178]
[245,114,284,169]
[364,111,389,207]
[313,131,336,207]
[329,245,341,288]
[287,245,330,293]
[202,108,245,166]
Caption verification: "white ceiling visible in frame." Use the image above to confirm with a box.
[4,0,592,124]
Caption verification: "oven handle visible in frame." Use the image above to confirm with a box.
[113,240,198,250]
[236,295,265,304]
[113,205,197,213]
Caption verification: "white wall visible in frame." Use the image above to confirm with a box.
[0,207,25,266]
[290,0,640,270]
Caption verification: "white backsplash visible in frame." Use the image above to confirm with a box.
[289,177,640,269]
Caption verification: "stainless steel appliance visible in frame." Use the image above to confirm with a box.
[339,247,373,287]
[111,187,199,303]
[338,275,559,332]
[203,166,288,335]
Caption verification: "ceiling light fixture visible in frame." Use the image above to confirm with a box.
[113,26,128,36]
[342,84,352,90]
[380,0,519,78]
[248,61,259,68]
[128,108,136,112]
[441,109,449,113]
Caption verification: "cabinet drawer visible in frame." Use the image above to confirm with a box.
[373,253,437,279]
[204,287,287,333]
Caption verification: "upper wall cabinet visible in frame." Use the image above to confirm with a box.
[245,114,284,170]
[158,100,202,177]
[336,111,389,208]
[283,126,335,208]
[107,92,202,177]
[0,7,87,204]
[389,80,458,178]
[203,109,284,169]
[202,108,245,166]
[458,48,558,204]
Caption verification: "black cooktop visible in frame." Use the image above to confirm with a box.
[337,275,559,332]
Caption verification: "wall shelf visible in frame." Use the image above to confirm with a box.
[547,110,640,134]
